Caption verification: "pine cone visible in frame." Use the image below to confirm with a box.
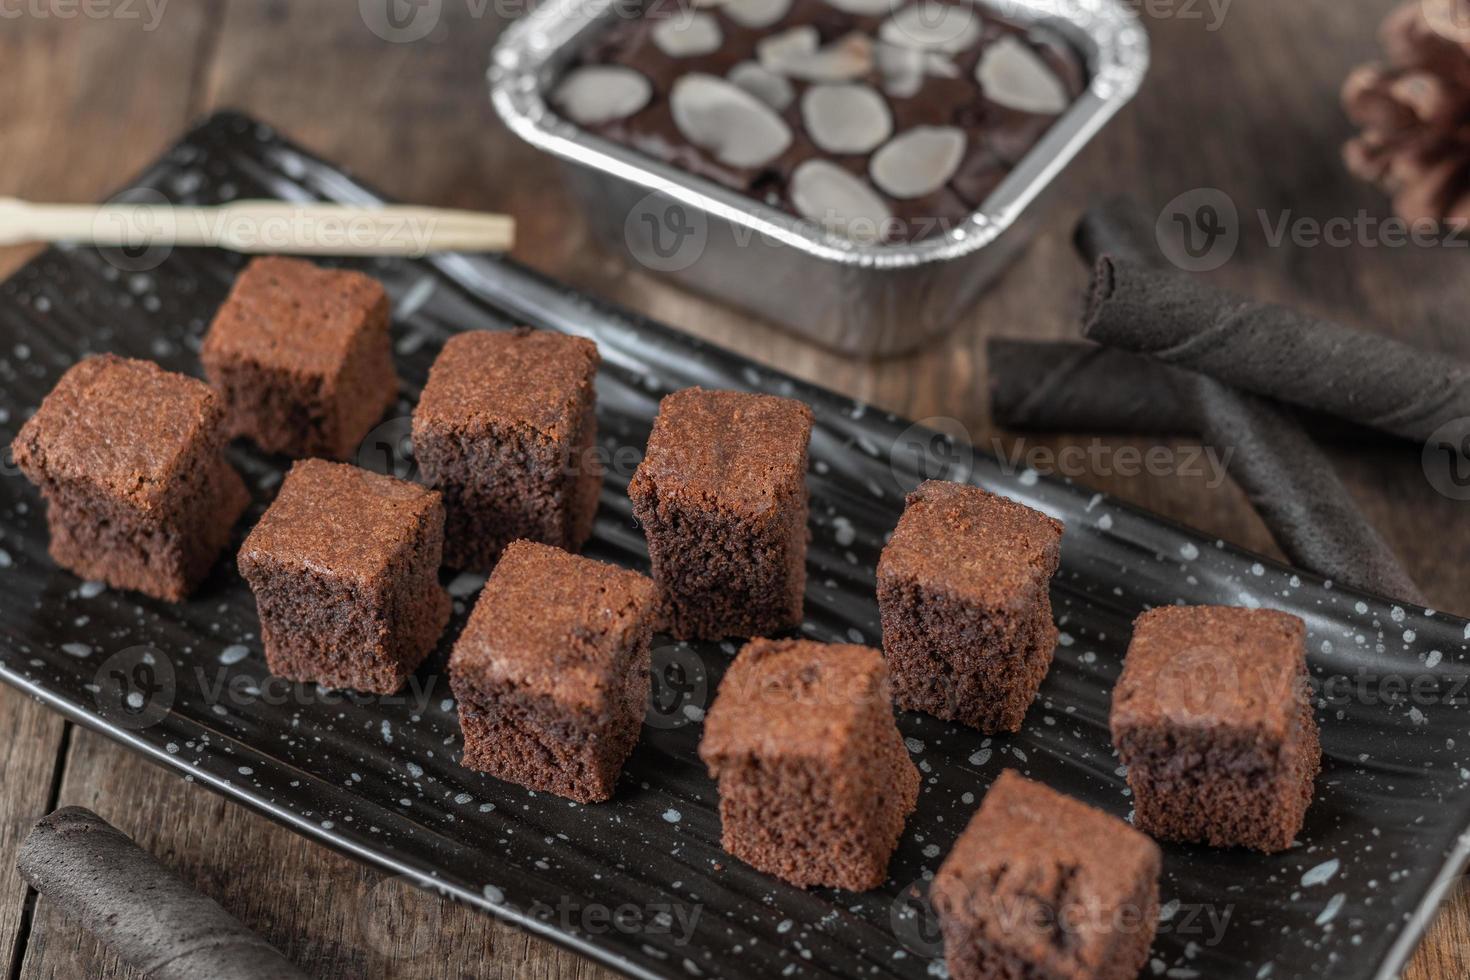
[1342,0,1470,225]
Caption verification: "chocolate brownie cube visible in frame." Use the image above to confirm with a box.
[877,480,1063,733]
[12,354,249,602]
[201,256,398,460]
[1110,605,1320,853]
[699,638,920,890]
[629,387,813,640]
[412,328,601,571]
[448,540,658,803]
[932,770,1161,980]
[238,459,450,694]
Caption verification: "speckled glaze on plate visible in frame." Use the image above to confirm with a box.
[1,112,1467,980]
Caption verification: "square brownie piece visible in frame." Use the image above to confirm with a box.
[699,638,919,891]
[238,459,450,695]
[12,354,249,602]
[1110,605,1320,853]
[448,539,658,803]
[201,256,398,460]
[932,770,1161,980]
[412,328,601,571]
[629,387,813,641]
[877,480,1063,733]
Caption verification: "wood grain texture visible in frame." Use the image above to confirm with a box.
[0,688,66,976]
[0,0,1466,977]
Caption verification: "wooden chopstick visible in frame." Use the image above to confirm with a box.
[0,198,515,256]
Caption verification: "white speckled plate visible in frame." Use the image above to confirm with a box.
[1,113,1467,980]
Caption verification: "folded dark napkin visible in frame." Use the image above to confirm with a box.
[989,196,1427,604]
[989,339,1387,444]
[1082,254,1470,444]
[1177,373,1426,603]
[17,807,309,980]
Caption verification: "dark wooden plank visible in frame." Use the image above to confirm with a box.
[0,689,66,977]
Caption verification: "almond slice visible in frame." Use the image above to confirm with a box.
[975,35,1071,114]
[552,66,654,125]
[653,12,724,58]
[801,83,893,155]
[870,126,966,198]
[722,0,793,29]
[791,160,893,243]
[878,3,982,55]
[671,73,794,168]
[729,61,796,111]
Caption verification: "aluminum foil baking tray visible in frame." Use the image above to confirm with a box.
[490,0,1149,355]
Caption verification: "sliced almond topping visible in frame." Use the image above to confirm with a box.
[552,66,654,125]
[790,160,893,243]
[771,31,875,82]
[652,12,724,58]
[878,3,982,55]
[756,25,820,70]
[722,0,793,29]
[875,42,959,98]
[670,73,794,168]
[801,83,893,155]
[870,126,966,198]
[975,35,1071,114]
[729,61,796,112]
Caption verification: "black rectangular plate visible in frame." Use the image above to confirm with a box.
[2,112,1468,980]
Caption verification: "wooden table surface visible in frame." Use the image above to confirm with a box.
[1,1,1467,977]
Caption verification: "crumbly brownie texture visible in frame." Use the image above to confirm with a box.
[560,0,1087,243]
[412,328,602,571]
[237,459,450,695]
[448,540,658,803]
[699,638,919,890]
[628,387,813,641]
[876,480,1063,733]
[1110,605,1320,854]
[12,354,249,602]
[201,256,398,460]
[932,770,1161,980]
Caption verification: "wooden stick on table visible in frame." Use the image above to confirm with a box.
[0,197,515,256]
